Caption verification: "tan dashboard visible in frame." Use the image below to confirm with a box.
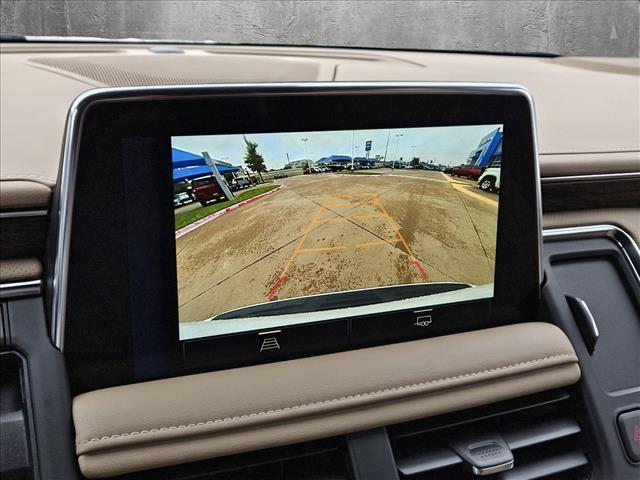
[73,322,579,478]
[1,43,638,195]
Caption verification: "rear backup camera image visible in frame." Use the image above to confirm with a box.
[173,125,502,339]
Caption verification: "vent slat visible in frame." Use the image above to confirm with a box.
[395,442,462,476]
[503,416,581,450]
[497,449,588,480]
[116,438,348,479]
[391,393,589,479]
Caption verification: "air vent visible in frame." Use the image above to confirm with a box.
[0,352,37,479]
[390,391,590,480]
[118,436,348,480]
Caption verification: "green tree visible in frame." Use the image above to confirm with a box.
[411,156,420,168]
[243,136,267,182]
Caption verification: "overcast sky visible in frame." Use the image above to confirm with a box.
[172,124,501,170]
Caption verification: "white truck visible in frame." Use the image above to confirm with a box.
[478,167,500,192]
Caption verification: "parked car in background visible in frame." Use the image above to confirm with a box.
[189,175,227,206]
[274,172,288,179]
[231,177,251,190]
[478,167,501,192]
[173,192,191,207]
[451,164,482,179]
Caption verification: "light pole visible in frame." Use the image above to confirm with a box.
[351,131,355,171]
[383,129,391,165]
[301,138,310,171]
[393,133,403,170]
[202,151,234,200]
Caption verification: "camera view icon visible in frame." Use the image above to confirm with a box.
[260,337,281,352]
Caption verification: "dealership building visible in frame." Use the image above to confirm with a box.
[466,128,502,168]
[284,159,312,169]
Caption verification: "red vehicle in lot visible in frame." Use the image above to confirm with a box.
[189,175,227,206]
[451,164,483,180]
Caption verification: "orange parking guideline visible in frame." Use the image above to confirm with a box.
[267,199,331,300]
[351,213,386,220]
[283,203,326,271]
[267,201,324,300]
[374,197,414,257]
[375,197,428,279]
[299,246,347,253]
[356,239,401,248]
[323,198,376,209]
[267,192,429,300]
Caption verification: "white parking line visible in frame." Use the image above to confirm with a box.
[441,172,498,207]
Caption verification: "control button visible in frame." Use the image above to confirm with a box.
[271,320,348,357]
[350,310,431,345]
[350,300,491,346]
[413,309,433,327]
[183,319,348,370]
[257,329,283,353]
[618,410,640,462]
[259,336,281,352]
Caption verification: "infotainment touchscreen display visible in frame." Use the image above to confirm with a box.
[61,84,540,393]
[172,124,503,341]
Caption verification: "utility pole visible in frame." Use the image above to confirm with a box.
[351,131,355,171]
[393,133,403,170]
[383,129,391,166]
[202,151,234,200]
[301,138,310,170]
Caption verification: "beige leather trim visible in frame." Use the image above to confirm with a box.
[0,180,52,210]
[0,258,42,283]
[73,323,579,478]
[543,207,640,244]
[540,151,640,177]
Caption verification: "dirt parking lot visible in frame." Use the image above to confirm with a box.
[176,170,498,323]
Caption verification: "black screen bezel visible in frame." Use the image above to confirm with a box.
[55,84,541,394]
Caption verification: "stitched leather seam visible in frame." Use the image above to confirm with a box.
[76,353,575,447]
